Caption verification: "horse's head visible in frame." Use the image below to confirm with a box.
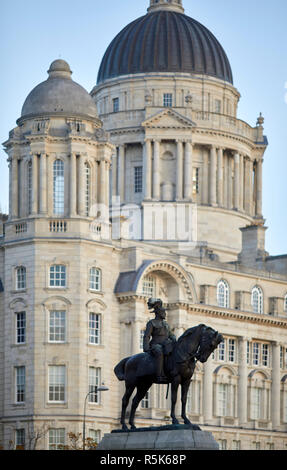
[195,326,223,363]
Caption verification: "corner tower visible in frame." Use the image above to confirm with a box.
[92,0,267,261]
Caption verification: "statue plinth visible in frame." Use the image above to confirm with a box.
[96,424,219,451]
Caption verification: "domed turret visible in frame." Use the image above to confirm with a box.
[20,59,98,122]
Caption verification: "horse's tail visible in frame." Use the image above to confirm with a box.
[114,357,130,381]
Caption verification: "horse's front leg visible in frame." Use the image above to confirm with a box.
[129,382,151,430]
[181,380,191,425]
[121,384,135,431]
[170,378,180,425]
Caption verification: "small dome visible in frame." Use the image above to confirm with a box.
[20,60,98,121]
[97,10,233,85]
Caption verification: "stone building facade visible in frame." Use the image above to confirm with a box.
[0,0,287,450]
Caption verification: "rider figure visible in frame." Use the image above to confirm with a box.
[143,298,176,384]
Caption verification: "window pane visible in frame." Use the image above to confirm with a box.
[16,312,26,344]
[89,268,101,291]
[142,276,156,297]
[49,265,66,287]
[53,160,65,215]
[163,93,172,107]
[134,166,143,194]
[16,267,26,290]
[49,366,65,402]
[89,313,101,345]
[15,366,25,403]
[88,367,101,404]
[49,311,66,342]
[49,429,65,450]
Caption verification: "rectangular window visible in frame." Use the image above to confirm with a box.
[142,276,156,297]
[49,429,65,450]
[113,97,119,113]
[232,440,241,450]
[53,160,65,216]
[218,384,228,417]
[251,387,263,420]
[252,343,260,366]
[163,93,173,107]
[192,168,199,195]
[15,366,25,403]
[15,429,25,450]
[262,344,269,367]
[88,429,101,445]
[16,267,26,290]
[49,311,66,343]
[89,313,101,345]
[48,365,66,402]
[228,339,236,363]
[88,367,101,404]
[89,268,101,291]
[134,166,143,194]
[218,340,225,361]
[49,265,66,288]
[16,312,26,344]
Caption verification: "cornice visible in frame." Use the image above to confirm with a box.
[115,295,287,329]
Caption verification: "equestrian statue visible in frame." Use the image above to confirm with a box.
[114,298,223,431]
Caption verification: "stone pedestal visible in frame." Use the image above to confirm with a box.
[97,425,219,450]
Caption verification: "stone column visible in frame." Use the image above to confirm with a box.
[238,337,248,426]
[70,153,77,216]
[209,146,217,206]
[239,154,244,211]
[271,342,281,429]
[176,140,183,200]
[78,154,86,216]
[153,140,161,200]
[217,148,224,207]
[244,157,252,215]
[39,153,47,215]
[11,156,19,219]
[227,155,233,209]
[111,152,117,198]
[144,139,152,200]
[234,153,240,210]
[202,148,209,205]
[203,357,213,423]
[31,153,38,215]
[256,158,263,217]
[184,141,193,200]
[132,320,142,355]
[223,154,228,208]
[118,144,125,203]
[99,160,107,205]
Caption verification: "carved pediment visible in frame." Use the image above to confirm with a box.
[142,109,196,129]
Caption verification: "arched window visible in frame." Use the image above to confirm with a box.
[89,268,102,292]
[251,286,263,314]
[217,280,229,308]
[85,162,91,216]
[16,266,26,290]
[53,160,65,215]
[284,294,287,313]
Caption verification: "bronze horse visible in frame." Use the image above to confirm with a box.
[114,324,223,430]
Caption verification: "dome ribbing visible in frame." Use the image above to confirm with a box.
[97,11,233,85]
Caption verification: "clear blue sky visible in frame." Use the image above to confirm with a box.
[0,0,286,256]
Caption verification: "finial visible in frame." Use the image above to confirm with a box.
[148,0,185,14]
[256,112,264,127]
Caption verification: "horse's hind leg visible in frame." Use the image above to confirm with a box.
[129,381,152,430]
[121,383,135,431]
